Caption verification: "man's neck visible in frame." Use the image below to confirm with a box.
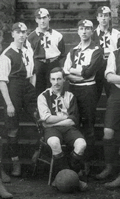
[37,26,50,33]
[99,24,109,32]
[13,41,23,50]
[52,88,62,96]
[80,39,91,50]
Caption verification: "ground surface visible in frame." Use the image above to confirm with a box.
[3,164,120,199]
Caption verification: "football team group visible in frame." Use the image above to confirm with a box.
[0,5,120,198]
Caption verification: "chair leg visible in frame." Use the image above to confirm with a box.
[48,156,54,186]
[32,141,43,176]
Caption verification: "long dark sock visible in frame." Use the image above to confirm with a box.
[103,138,115,164]
[7,136,19,158]
[52,152,69,179]
[69,151,84,173]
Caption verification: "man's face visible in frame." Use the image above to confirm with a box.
[35,15,50,29]
[97,13,111,26]
[12,30,27,43]
[50,71,65,92]
[78,26,93,41]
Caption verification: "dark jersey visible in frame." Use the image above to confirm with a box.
[0,41,34,82]
[37,87,79,126]
[105,48,120,89]
[64,41,103,86]
[92,26,120,59]
[28,28,65,60]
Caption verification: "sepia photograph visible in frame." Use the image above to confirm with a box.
[0,0,120,198]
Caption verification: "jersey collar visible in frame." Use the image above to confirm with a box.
[96,25,112,36]
[10,42,25,53]
[35,27,52,36]
[74,40,95,51]
[49,87,66,97]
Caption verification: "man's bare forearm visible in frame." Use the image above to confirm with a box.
[107,73,120,84]
[46,114,68,124]
[0,81,13,106]
[43,119,75,128]
[0,81,15,117]
[66,74,84,82]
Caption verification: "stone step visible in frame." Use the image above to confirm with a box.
[0,122,38,139]
[0,121,104,142]
[0,106,106,123]
[16,0,110,29]
[16,0,109,11]
[0,120,104,129]
[0,138,105,160]
[2,140,120,167]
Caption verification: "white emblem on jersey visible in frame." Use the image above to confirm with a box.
[100,35,110,48]
[41,36,51,48]
[79,53,85,65]
[52,98,67,115]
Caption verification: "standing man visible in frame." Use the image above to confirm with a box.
[92,6,120,100]
[95,48,120,186]
[0,22,37,178]
[28,8,65,96]
[63,19,103,173]
[0,137,13,198]
[37,67,87,179]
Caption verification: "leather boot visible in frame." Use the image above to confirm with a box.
[1,170,11,183]
[96,163,112,179]
[0,139,11,183]
[11,159,21,177]
[52,152,69,181]
[96,138,115,180]
[79,180,88,192]
[104,174,120,189]
[0,179,13,198]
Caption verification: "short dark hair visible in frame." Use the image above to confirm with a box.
[50,67,65,78]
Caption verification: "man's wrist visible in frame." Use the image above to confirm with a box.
[7,102,13,106]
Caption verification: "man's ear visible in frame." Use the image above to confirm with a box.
[77,28,80,36]
[91,27,94,34]
[35,18,38,23]
[96,16,99,22]
[48,15,51,21]
[11,31,14,38]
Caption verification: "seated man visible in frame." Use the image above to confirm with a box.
[37,67,87,178]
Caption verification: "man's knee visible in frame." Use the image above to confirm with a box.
[104,128,114,139]
[47,136,62,155]
[74,138,87,155]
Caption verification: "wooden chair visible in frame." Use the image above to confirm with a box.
[32,111,54,185]
[33,110,68,185]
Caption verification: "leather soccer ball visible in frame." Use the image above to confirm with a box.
[54,169,79,193]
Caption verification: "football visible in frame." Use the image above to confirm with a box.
[54,169,79,193]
